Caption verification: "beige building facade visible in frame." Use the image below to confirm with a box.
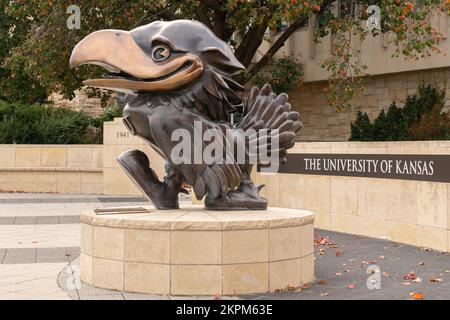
[291,68,450,141]
[256,4,450,141]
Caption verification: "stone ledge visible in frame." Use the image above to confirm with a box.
[80,206,315,295]
[0,167,102,172]
[80,205,315,231]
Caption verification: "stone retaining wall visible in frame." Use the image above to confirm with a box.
[0,119,165,196]
[0,145,103,194]
[253,141,450,252]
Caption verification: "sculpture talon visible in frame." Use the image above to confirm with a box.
[70,20,301,210]
[205,179,268,211]
[117,149,180,210]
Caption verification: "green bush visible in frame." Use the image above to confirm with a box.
[350,85,449,141]
[88,103,123,144]
[89,104,122,129]
[0,100,94,144]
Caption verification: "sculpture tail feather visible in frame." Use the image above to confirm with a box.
[236,84,302,166]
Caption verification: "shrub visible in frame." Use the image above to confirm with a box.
[89,103,122,129]
[350,85,448,141]
[350,111,373,141]
[410,104,450,140]
[0,100,94,144]
[88,103,123,144]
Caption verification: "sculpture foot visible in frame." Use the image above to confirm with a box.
[205,180,268,211]
[117,149,180,210]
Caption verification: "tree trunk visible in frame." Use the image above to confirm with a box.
[245,16,309,82]
[234,21,269,68]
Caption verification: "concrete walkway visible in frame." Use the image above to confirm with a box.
[1,193,449,300]
[0,193,150,299]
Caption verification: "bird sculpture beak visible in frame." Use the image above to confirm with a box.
[70,29,203,92]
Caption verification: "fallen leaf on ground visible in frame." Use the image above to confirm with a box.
[320,293,329,297]
[336,250,343,257]
[347,284,356,289]
[402,282,411,286]
[403,271,417,280]
[411,292,424,300]
[421,248,432,252]
[302,283,311,289]
[318,280,327,285]
[287,285,296,291]
[429,277,443,283]
[315,237,335,246]
[418,262,425,266]
[335,272,342,276]
[214,292,221,300]
[379,255,385,260]
[382,272,390,277]
[413,277,422,283]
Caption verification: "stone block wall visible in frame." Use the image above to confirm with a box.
[0,119,165,197]
[291,67,450,142]
[49,89,104,117]
[0,145,103,194]
[253,141,450,253]
[102,118,165,196]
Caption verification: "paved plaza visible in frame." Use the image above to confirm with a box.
[0,193,449,300]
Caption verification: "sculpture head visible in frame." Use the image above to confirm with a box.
[70,19,245,93]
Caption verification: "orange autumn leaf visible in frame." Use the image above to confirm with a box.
[412,292,424,300]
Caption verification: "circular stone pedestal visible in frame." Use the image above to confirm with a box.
[80,205,315,296]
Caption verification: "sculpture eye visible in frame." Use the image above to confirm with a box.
[152,45,170,62]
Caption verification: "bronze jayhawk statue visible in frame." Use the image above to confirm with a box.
[70,20,301,210]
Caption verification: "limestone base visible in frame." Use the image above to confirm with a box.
[80,205,315,296]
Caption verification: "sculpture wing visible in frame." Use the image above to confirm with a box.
[149,110,241,200]
[237,84,302,165]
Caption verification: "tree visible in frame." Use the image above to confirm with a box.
[0,0,47,103]
[1,0,449,109]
